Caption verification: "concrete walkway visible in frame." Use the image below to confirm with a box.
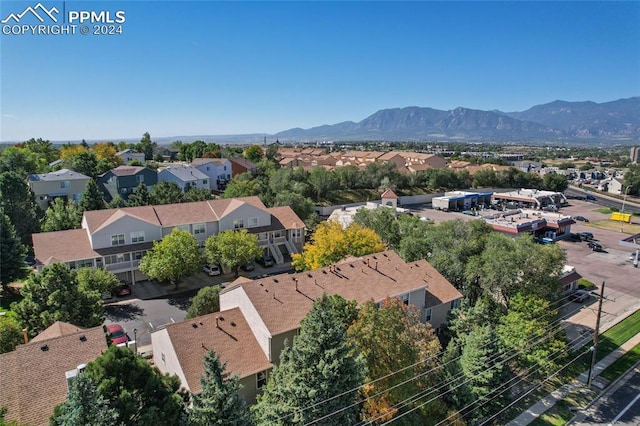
[508,308,640,426]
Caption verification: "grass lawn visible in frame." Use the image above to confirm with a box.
[508,310,640,425]
[587,220,640,235]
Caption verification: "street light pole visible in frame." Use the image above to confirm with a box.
[621,186,630,233]
[587,281,606,388]
[133,328,137,355]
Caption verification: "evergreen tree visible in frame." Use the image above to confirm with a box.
[0,316,23,354]
[51,374,119,426]
[108,195,127,209]
[0,214,27,293]
[150,181,184,205]
[187,351,253,426]
[0,171,42,244]
[85,345,188,425]
[42,198,81,232]
[252,294,366,425]
[78,179,106,212]
[127,183,151,207]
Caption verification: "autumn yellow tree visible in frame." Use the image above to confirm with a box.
[60,144,88,159]
[292,221,385,271]
[93,142,121,163]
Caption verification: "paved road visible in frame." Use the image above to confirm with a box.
[573,366,640,425]
[103,292,193,347]
[565,187,640,215]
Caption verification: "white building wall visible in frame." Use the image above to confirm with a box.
[91,216,162,249]
[152,328,191,392]
[220,286,273,360]
[218,204,271,233]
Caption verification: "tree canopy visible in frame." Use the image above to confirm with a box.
[0,214,27,292]
[185,286,221,320]
[205,230,262,276]
[0,171,42,244]
[139,228,201,287]
[51,374,119,426]
[150,181,184,205]
[42,198,81,232]
[0,316,23,354]
[11,263,104,337]
[292,221,385,271]
[187,350,253,426]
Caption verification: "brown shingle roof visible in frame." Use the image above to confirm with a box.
[267,206,304,229]
[32,228,98,266]
[228,250,461,336]
[30,321,85,343]
[0,326,107,426]
[110,165,146,176]
[164,308,272,393]
[381,189,398,199]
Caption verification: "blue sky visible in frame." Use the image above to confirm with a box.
[1,1,639,142]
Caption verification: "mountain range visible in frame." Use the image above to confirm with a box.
[274,97,640,143]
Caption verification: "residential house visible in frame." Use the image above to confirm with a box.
[229,157,258,177]
[0,323,108,426]
[153,250,462,404]
[97,166,158,202]
[158,165,209,192]
[116,149,146,165]
[32,197,305,284]
[151,308,272,404]
[191,158,232,191]
[28,169,91,210]
[155,147,179,162]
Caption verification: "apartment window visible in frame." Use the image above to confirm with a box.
[450,299,461,310]
[292,229,302,238]
[104,253,130,264]
[273,230,283,238]
[136,175,144,183]
[257,371,268,389]
[59,181,70,189]
[206,166,210,171]
[233,219,244,229]
[133,251,145,260]
[130,231,145,243]
[76,259,94,268]
[248,217,258,228]
[193,223,206,235]
[401,293,409,306]
[161,353,166,365]
[111,234,125,246]
[425,308,432,322]
[175,225,189,232]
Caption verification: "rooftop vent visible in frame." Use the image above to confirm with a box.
[40,344,49,352]
[79,335,87,342]
[192,323,198,329]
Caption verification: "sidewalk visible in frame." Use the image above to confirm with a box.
[507,305,640,426]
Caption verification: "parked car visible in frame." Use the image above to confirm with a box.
[256,255,275,267]
[573,216,589,222]
[203,264,221,276]
[588,241,603,252]
[114,283,132,297]
[570,289,591,303]
[106,324,128,345]
[585,194,597,201]
[240,262,255,272]
[568,233,582,242]
[578,232,594,241]
[629,252,639,262]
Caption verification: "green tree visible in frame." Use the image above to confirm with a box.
[64,151,99,178]
[348,298,442,424]
[185,286,221,320]
[0,146,45,176]
[272,191,314,222]
[541,173,568,192]
[353,207,402,249]
[223,173,261,198]
[42,198,81,232]
[107,195,127,208]
[496,293,568,376]
[0,316,23,354]
[139,228,201,289]
[307,168,331,202]
[0,171,42,244]
[0,214,27,293]
[150,181,184,205]
[85,345,188,425]
[184,187,212,202]
[623,164,640,196]
[252,294,366,425]
[127,183,152,207]
[187,350,253,426]
[265,144,280,161]
[78,179,106,212]
[292,221,385,271]
[76,268,120,295]
[205,229,262,277]
[12,263,104,337]
[51,374,119,426]
[137,132,156,161]
[243,145,264,163]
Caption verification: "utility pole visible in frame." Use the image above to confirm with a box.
[587,281,606,387]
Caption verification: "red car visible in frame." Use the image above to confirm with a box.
[106,324,128,345]
[114,283,132,297]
